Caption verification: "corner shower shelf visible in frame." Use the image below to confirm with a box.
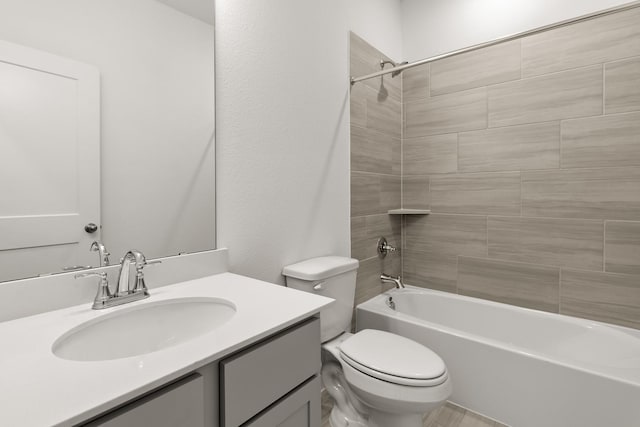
[387,209,431,215]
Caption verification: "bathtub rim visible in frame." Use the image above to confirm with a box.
[356,285,640,388]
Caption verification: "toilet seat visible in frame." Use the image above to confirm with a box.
[340,352,448,386]
[339,329,447,387]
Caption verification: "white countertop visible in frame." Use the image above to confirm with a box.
[0,272,332,426]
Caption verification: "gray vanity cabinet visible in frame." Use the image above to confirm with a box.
[79,317,321,427]
[244,376,320,427]
[220,317,321,427]
[83,374,206,427]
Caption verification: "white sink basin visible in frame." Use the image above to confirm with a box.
[52,297,236,361]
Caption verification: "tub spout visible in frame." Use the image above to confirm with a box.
[381,273,405,289]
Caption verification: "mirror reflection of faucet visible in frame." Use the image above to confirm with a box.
[74,250,161,309]
[90,241,110,267]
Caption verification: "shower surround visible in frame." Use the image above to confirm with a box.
[350,6,640,330]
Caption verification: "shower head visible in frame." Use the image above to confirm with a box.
[380,60,410,77]
[391,61,409,77]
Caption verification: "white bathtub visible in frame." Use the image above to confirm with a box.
[356,286,640,427]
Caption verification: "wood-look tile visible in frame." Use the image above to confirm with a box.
[605,56,640,114]
[561,112,640,168]
[522,167,640,220]
[521,7,640,77]
[458,411,502,427]
[355,257,383,307]
[458,257,560,313]
[403,250,458,293]
[405,88,487,138]
[351,125,400,174]
[351,172,400,217]
[424,402,466,427]
[488,216,603,271]
[351,216,367,261]
[404,134,458,175]
[423,402,507,427]
[321,390,333,427]
[403,63,430,101]
[459,122,560,172]
[366,87,401,138]
[487,66,603,128]
[561,269,640,330]
[355,253,401,306]
[350,32,401,101]
[350,82,367,128]
[430,172,521,215]
[431,40,521,96]
[351,214,401,261]
[404,214,487,256]
[605,221,640,275]
[403,175,430,210]
[350,32,380,75]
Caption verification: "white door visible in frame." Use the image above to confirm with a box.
[0,40,100,281]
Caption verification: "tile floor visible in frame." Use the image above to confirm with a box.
[322,394,509,427]
[423,402,508,427]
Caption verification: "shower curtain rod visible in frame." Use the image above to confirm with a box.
[350,0,640,85]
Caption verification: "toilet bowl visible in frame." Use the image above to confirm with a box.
[283,256,452,427]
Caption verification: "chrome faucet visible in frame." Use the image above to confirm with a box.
[117,250,149,297]
[381,273,405,289]
[75,249,159,309]
[90,241,110,267]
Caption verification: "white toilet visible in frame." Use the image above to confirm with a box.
[283,256,451,427]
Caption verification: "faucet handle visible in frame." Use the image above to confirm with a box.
[74,271,107,280]
[75,272,112,309]
[377,236,398,258]
[130,259,161,296]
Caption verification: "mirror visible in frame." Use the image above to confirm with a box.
[0,0,216,282]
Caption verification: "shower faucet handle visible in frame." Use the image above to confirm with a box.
[377,236,397,258]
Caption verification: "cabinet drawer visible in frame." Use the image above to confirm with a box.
[83,374,204,427]
[220,318,321,427]
[245,376,320,427]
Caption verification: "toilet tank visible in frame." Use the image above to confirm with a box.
[283,256,359,342]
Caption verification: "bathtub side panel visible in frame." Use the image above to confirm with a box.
[356,304,640,427]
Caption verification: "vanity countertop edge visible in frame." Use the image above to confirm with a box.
[0,272,333,427]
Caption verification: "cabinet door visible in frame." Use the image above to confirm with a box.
[83,374,204,427]
[244,376,320,427]
[220,318,321,426]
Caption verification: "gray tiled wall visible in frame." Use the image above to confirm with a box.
[349,32,402,309]
[400,7,640,330]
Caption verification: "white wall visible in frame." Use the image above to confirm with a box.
[215,0,351,284]
[0,0,215,264]
[401,0,633,61]
[348,0,404,61]
[215,0,406,285]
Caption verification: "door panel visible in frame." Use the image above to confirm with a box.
[0,40,100,281]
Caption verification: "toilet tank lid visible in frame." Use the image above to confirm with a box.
[283,256,359,281]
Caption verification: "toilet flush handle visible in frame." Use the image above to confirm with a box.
[313,281,325,291]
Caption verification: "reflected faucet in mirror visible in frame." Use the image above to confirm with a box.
[61,241,110,273]
[90,241,110,267]
[0,0,215,284]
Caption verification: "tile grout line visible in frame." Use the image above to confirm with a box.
[602,63,606,116]
[558,267,563,314]
[603,220,607,272]
[400,67,405,280]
